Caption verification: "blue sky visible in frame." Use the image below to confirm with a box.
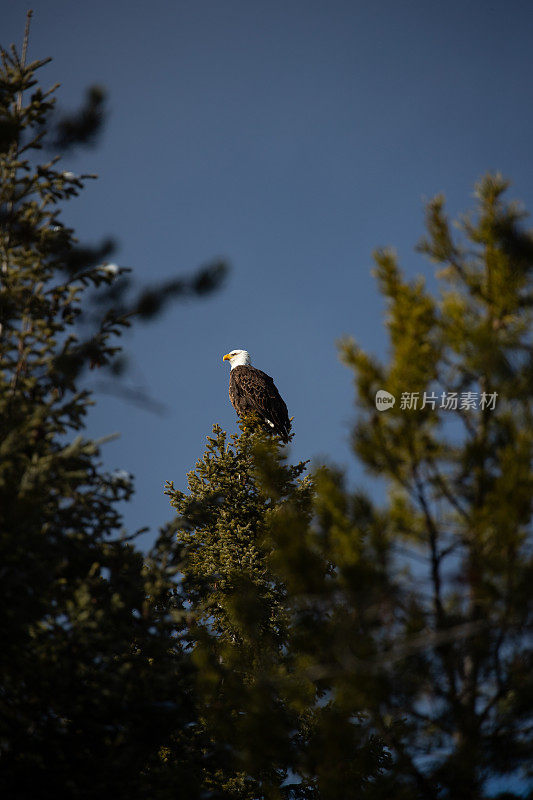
[4,0,533,546]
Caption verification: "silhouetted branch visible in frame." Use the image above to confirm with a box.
[51,85,107,151]
[92,379,169,415]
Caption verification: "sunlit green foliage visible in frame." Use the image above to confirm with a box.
[264,176,533,799]
[165,422,391,798]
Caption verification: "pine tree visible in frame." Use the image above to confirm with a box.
[251,176,533,799]
[340,175,533,798]
[0,20,222,798]
[165,422,392,798]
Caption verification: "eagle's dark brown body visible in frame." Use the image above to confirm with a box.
[229,365,291,443]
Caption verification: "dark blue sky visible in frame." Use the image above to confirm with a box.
[4,1,533,545]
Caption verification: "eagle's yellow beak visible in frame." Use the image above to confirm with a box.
[223,353,232,362]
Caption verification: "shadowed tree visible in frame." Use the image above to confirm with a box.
[0,18,226,798]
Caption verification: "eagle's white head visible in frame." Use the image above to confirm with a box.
[223,349,251,369]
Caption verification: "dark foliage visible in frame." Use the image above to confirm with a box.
[0,18,225,798]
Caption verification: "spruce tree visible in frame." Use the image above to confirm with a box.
[0,21,221,799]
[165,422,392,798]
[250,176,533,799]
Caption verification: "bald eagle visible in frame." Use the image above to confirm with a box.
[223,349,291,443]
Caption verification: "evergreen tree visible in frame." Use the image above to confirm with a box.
[165,423,391,798]
[341,175,533,798]
[250,176,533,799]
[0,21,223,798]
